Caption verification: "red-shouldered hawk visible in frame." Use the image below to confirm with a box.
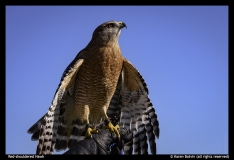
[27,20,160,154]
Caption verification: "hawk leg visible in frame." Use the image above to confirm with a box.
[84,114,98,139]
[102,119,120,138]
[84,125,99,139]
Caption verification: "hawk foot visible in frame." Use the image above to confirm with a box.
[102,122,120,138]
[84,127,99,139]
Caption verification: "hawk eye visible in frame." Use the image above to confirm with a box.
[106,23,114,28]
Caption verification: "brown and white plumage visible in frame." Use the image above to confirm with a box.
[27,20,160,154]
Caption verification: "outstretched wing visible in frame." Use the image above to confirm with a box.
[108,58,160,154]
[27,52,84,154]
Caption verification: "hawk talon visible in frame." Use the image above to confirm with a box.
[84,127,99,139]
[102,122,120,138]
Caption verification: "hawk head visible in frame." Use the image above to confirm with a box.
[90,20,127,46]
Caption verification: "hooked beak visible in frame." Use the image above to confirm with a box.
[118,22,127,29]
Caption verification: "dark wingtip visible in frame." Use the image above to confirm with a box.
[27,124,39,134]
[31,130,40,141]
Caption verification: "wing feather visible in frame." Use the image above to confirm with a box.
[118,58,160,154]
[27,57,84,154]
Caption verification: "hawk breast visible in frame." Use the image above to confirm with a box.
[73,47,123,123]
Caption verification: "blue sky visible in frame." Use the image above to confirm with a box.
[6,6,228,154]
